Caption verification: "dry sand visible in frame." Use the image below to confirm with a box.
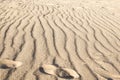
[0,0,120,80]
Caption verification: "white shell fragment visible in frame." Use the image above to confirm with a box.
[41,64,79,79]
[0,59,23,68]
[62,68,79,79]
[41,64,58,76]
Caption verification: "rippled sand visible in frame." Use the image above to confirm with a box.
[0,0,120,80]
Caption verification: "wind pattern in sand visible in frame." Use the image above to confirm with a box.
[0,0,120,80]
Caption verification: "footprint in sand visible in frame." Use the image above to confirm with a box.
[0,59,22,69]
[40,64,79,79]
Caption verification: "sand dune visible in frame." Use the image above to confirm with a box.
[0,0,120,80]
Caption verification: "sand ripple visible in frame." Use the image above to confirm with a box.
[0,0,120,80]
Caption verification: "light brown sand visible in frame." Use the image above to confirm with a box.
[0,0,120,80]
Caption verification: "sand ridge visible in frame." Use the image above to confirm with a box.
[0,0,120,80]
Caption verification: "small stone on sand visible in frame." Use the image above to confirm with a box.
[40,64,79,79]
[0,59,22,69]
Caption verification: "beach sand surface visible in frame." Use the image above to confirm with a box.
[0,0,120,80]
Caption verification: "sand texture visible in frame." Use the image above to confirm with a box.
[0,0,120,80]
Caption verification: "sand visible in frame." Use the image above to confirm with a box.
[0,0,120,80]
